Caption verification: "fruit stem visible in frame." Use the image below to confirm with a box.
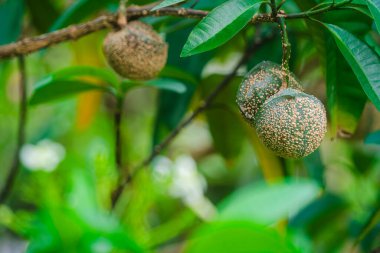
[277,16,291,88]
[117,0,128,28]
[270,0,278,18]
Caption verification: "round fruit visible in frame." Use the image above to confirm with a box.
[254,88,327,159]
[103,21,168,80]
[236,61,301,122]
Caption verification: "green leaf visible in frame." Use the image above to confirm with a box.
[365,130,380,144]
[200,75,245,161]
[30,80,108,105]
[50,0,118,31]
[367,0,380,33]
[30,66,117,105]
[326,34,367,136]
[122,78,187,93]
[160,66,198,86]
[146,78,187,93]
[218,179,320,225]
[184,221,298,253]
[0,0,24,45]
[45,66,120,87]
[153,26,211,146]
[289,192,349,250]
[324,24,380,110]
[181,0,262,57]
[151,0,186,11]
[25,0,59,32]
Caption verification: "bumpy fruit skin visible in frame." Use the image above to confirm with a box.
[236,61,301,122]
[103,21,168,80]
[254,88,327,159]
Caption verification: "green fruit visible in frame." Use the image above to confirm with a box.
[236,61,301,122]
[103,21,168,80]
[254,88,327,159]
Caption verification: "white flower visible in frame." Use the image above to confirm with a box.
[20,139,65,172]
[153,155,217,220]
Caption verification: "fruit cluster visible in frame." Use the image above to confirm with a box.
[237,61,327,159]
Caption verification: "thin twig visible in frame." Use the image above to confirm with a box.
[0,0,354,59]
[112,95,131,207]
[353,196,380,248]
[111,31,277,207]
[277,0,286,11]
[114,96,124,173]
[0,56,27,203]
[111,49,250,207]
[282,0,353,19]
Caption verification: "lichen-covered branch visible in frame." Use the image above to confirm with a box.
[0,0,354,59]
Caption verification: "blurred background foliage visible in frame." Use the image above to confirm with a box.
[0,0,380,252]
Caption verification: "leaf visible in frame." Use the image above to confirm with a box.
[184,221,298,253]
[200,75,245,161]
[365,130,380,144]
[146,78,187,93]
[324,24,380,111]
[45,66,120,87]
[326,34,367,136]
[181,0,262,57]
[153,26,211,146]
[345,4,373,19]
[50,0,118,31]
[218,179,320,225]
[0,0,24,45]
[160,66,198,86]
[30,80,108,105]
[30,66,116,105]
[289,192,349,249]
[367,0,380,33]
[151,0,186,11]
[25,0,59,32]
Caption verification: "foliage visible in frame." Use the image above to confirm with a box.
[0,0,380,253]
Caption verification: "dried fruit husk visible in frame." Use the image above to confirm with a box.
[254,88,327,159]
[103,21,168,80]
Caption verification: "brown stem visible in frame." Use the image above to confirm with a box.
[117,0,128,28]
[0,5,209,59]
[0,56,27,203]
[115,96,124,172]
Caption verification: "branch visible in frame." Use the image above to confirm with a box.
[0,5,209,59]
[0,0,354,59]
[0,56,27,203]
[114,96,124,175]
[282,0,353,19]
[111,31,277,207]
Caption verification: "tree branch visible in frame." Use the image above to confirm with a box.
[0,0,354,59]
[0,56,27,203]
[0,5,209,59]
